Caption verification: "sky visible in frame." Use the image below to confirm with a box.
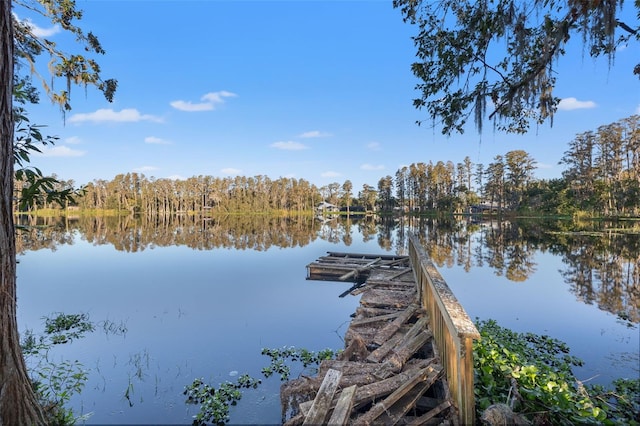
[18,0,640,192]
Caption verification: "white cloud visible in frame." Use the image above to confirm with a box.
[35,146,85,157]
[367,142,381,151]
[64,136,82,145]
[68,108,162,124]
[14,14,60,37]
[558,97,596,111]
[270,141,309,150]
[361,163,384,171]
[321,171,341,178]
[299,130,332,138]
[537,163,553,169]
[134,166,158,172]
[144,136,171,145]
[171,91,237,112]
[221,167,242,175]
[635,104,640,114]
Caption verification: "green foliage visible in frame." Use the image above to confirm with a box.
[184,375,261,426]
[43,312,94,345]
[13,0,118,110]
[474,319,639,425]
[13,82,83,211]
[393,0,638,134]
[22,312,95,425]
[184,346,339,425]
[261,346,340,381]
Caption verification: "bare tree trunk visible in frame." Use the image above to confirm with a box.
[0,2,47,424]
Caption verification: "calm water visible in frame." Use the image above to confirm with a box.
[16,215,639,424]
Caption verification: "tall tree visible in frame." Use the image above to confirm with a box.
[1,3,47,423]
[2,1,116,422]
[394,0,639,134]
[341,179,353,213]
[504,150,537,209]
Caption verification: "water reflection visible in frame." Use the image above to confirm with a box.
[17,215,639,324]
[15,214,638,423]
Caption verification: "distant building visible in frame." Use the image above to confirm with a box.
[469,203,502,214]
[316,201,340,214]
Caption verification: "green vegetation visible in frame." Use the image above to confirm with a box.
[184,376,262,426]
[393,0,638,134]
[22,313,95,425]
[474,319,639,425]
[184,347,339,426]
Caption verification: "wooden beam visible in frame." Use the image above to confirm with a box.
[303,368,342,425]
[326,385,357,425]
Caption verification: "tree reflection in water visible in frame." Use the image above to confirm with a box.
[16,214,638,325]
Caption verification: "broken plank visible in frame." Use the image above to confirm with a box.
[375,331,434,379]
[300,360,436,417]
[351,310,402,326]
[303,368,342,425]
[339,257,381,281]
[327,384,357,425]
[352,365,438,426]
[373,304,419,346]
[405,399,452,426]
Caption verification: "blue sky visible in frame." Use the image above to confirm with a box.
[19,0,640,192]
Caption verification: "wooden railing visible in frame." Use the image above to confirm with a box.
[408,233,481,425]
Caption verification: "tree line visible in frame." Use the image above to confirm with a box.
[15,116,639,218]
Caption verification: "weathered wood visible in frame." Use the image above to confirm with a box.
[303,368,342,425]
[300,360,437,416]
[360,288,416,309]
[326,252,409,262]
[352,365,441,425]
[354,306,401,318]
[409,233,480,425]
[339,257,381,281]
[375,331,433,379]
[373,304,419,346]
[351,310,402,326]
[366,331,405,363]
[326,384,357,425]
[405,399,452,426]
[374,380,431,425]
[339,332,369,362]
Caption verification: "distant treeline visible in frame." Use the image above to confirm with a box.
[15,115,640,217]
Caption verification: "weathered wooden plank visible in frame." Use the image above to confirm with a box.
[375,330,433,379]
[326,252,409,261]
[351,310,402,326]
[360,288,416,309]
[300,360,436,416]
[326,384,357,425]
[303,368,342,425]
[352,365,440,425]
[373,304,419,346]
[354,306,401,318]
[375,380,431,425]
[404,399,452,426]
[339,257,381,281]
[373,366,444,425]
[366,331,405,363]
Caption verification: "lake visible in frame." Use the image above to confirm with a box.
[15,215,639,424]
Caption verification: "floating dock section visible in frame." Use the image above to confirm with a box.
[282,234,480,425]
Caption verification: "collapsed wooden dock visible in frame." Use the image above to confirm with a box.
[281,235,480,425]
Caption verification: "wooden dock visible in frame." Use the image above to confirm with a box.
[281,235,479,425]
